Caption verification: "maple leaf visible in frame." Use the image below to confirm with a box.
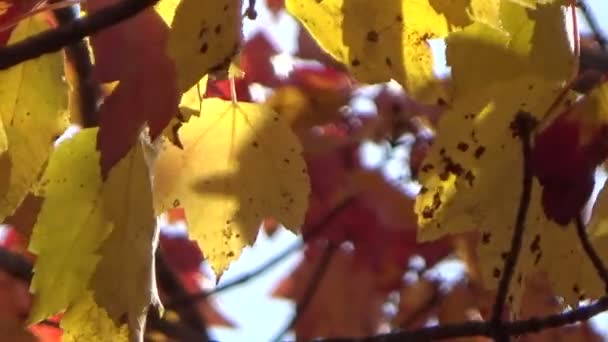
[167,0,243,92]
[28,129,158,339]
[60,292,128,342]
[286,0,500,103]
[414,3,593,313]
[88,0,179,178]
[272,244,387,340]
[153,99,310,275]
[0,13,68,222]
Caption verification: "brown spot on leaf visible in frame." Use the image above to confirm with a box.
[457,142,469,152]
[200,42,208,54]
[482,232,491,244]
[351,59,361,67]
[530,234,540,253]
[474,146,486,159]
[493,268,501,278]
[464,170,475,186]
[366,30,379,42]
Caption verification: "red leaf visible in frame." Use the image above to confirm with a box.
[272,244,386,339]
[240,31,280,87]
[159,234,204,274]
[0,1,39,46]
[532,98,608,225]
[265,0,284,16]
[88,0,179,177]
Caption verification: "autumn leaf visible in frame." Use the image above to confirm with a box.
[272,244,387,340]
[61,292,128,342]
[0,13,68,222]
[153,98,310,275]
[414,2,589,313]
[167,0,243,92]
[28,129,158,339]
[285,0,498,103]
[88,0,179,178]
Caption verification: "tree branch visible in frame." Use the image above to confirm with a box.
[578,0,607,51]
[320,295,608,342]
[489,111,536,341]
[575,215,608,292]
[0,0,159,70]
[272,243,338,342]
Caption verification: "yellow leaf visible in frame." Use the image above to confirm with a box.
[91,138,159,341]
[0,14,69,221]
[154,99,310,274]
[286,0,456,103]
[28,129,158,339]
[61,292,129,342]
[154,0,181,25]
[162,78,208,147]
[167,0,242,92]
[29,129,109,324]
[415,3,583,314]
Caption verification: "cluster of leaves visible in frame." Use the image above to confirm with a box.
[1,0,608,341]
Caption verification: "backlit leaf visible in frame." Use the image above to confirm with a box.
[154,99,310,274]
[61,292,128,342]
[0,14,68,221]
[414,3,589,313]
[167,0,243,92]
[28,129,158,339]
[286,0,483,102]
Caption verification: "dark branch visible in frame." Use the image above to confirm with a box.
[490,111,536,339]
[0,247,32,282]
[575,215,608,292]
[578,0,607,51]
[50,1,101,127]
[320,295,608,342]
[0,0,160,70]
[272,243,338,342]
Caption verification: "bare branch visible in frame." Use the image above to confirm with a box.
[490,111,537,341]
[0,0,160,70]
[575,215,608,292]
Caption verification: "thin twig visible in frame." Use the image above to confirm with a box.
[167,198,354,308]
[577,0,607,51]
[575,215,608,292]
[490,111,536,340]
[0,0,160,69]
[272,243,338,342]
[320,295,608,342]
